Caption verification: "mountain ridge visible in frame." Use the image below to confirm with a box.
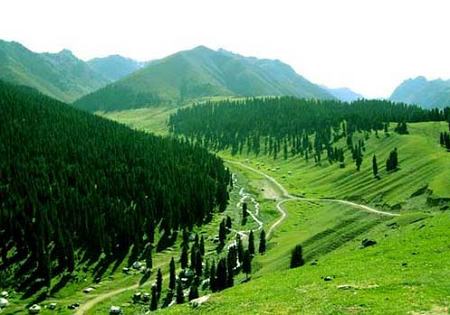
[0,40,109,102]
[74,46,335,111]
[390,76,450,109]
[87,54,147,81]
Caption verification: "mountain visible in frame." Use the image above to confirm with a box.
[390,76,450,109]
[87,55,146,81]
[0,40,109,102]
[323,86,363,102]
[74,46,334,111]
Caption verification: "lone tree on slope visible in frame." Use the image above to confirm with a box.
[169,257,176,290]
[248,230,255,255]
[242,249,252,279]
[372,155,379,178]
[290,244,305,269]
[259,229,266,254]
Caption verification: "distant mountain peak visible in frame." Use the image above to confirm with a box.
[74,46,334,111]
[390,76,450,109]
[322,86,364,102]
[0,39,109,102]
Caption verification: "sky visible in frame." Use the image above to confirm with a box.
[1,0,450,98]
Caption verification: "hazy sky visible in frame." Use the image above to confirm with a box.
[1,0,450,98]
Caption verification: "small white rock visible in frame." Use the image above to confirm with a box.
[83,287,94,294]
[132,261,142,269]
[0,297,9,308]
[29,304,41,314]
[109,305,122,314]
[0,291,8,298]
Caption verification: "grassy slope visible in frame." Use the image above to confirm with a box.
[161,121,450,314]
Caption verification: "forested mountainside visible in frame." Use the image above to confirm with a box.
[73,46,334,112]
[390,76,450,109]
[169,97,448,159]
[0,80,230,291]
[0,40,109,102]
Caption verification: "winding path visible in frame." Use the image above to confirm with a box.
[225,160,399,239]
[76,159,398,314]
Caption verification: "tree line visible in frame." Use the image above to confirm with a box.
[168,97,448,166]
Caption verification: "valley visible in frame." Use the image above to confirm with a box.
[0,35,449,315]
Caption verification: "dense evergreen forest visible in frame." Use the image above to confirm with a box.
[169,97,449,164]
[0,81,230,289]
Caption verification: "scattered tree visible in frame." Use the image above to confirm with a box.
[150,285,158,311]
[248,230,255,255]
[188,284,199,301]
[372,155,379,178]
[290,245,305,268]
[259,229,266,254]
[156,268,163,298]
[176,279,184,304]
[242,250,252,279]
[169,257,176,290]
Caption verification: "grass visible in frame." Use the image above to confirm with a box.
[165,210,450,314]
[160,121,449,314]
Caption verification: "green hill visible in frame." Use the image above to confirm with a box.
[162,120,450,315]
[0,40,109,102]
[73,46,334,111]
[390,76,450,109]
[87,55,147,81]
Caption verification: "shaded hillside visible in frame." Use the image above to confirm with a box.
[390,76,450,109]
[87,55,147,81]
[74,46,334,111]
[0,40,109,102]
[0,80,230,291]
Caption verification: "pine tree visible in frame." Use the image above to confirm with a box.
[156,268,163,298]
[372,155,379,178]
[290,245,305,268]
[226,216,232,230]
[180,244,188,269]
[209,260,217,292]
[150,285,158,311]
[169,257,176,290]
[145,244,153,270]
[190,244,197,270]
[227,256,234,288]
[161,290,174,309]
[182,229,189,248]
[227,245,237,270]
[242,202,248,219]
[259,229,266,254]
[236,234,244,263]
[215,258,228,291]
[188,284,199,301]
[199,235,205,256]
[386,148,399,172]
[355,145,363,171]
[176,279,184,304]
[195,250,203,276]
[219,219,227,247]
[242,250,252,279]
[248,230,255,255]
